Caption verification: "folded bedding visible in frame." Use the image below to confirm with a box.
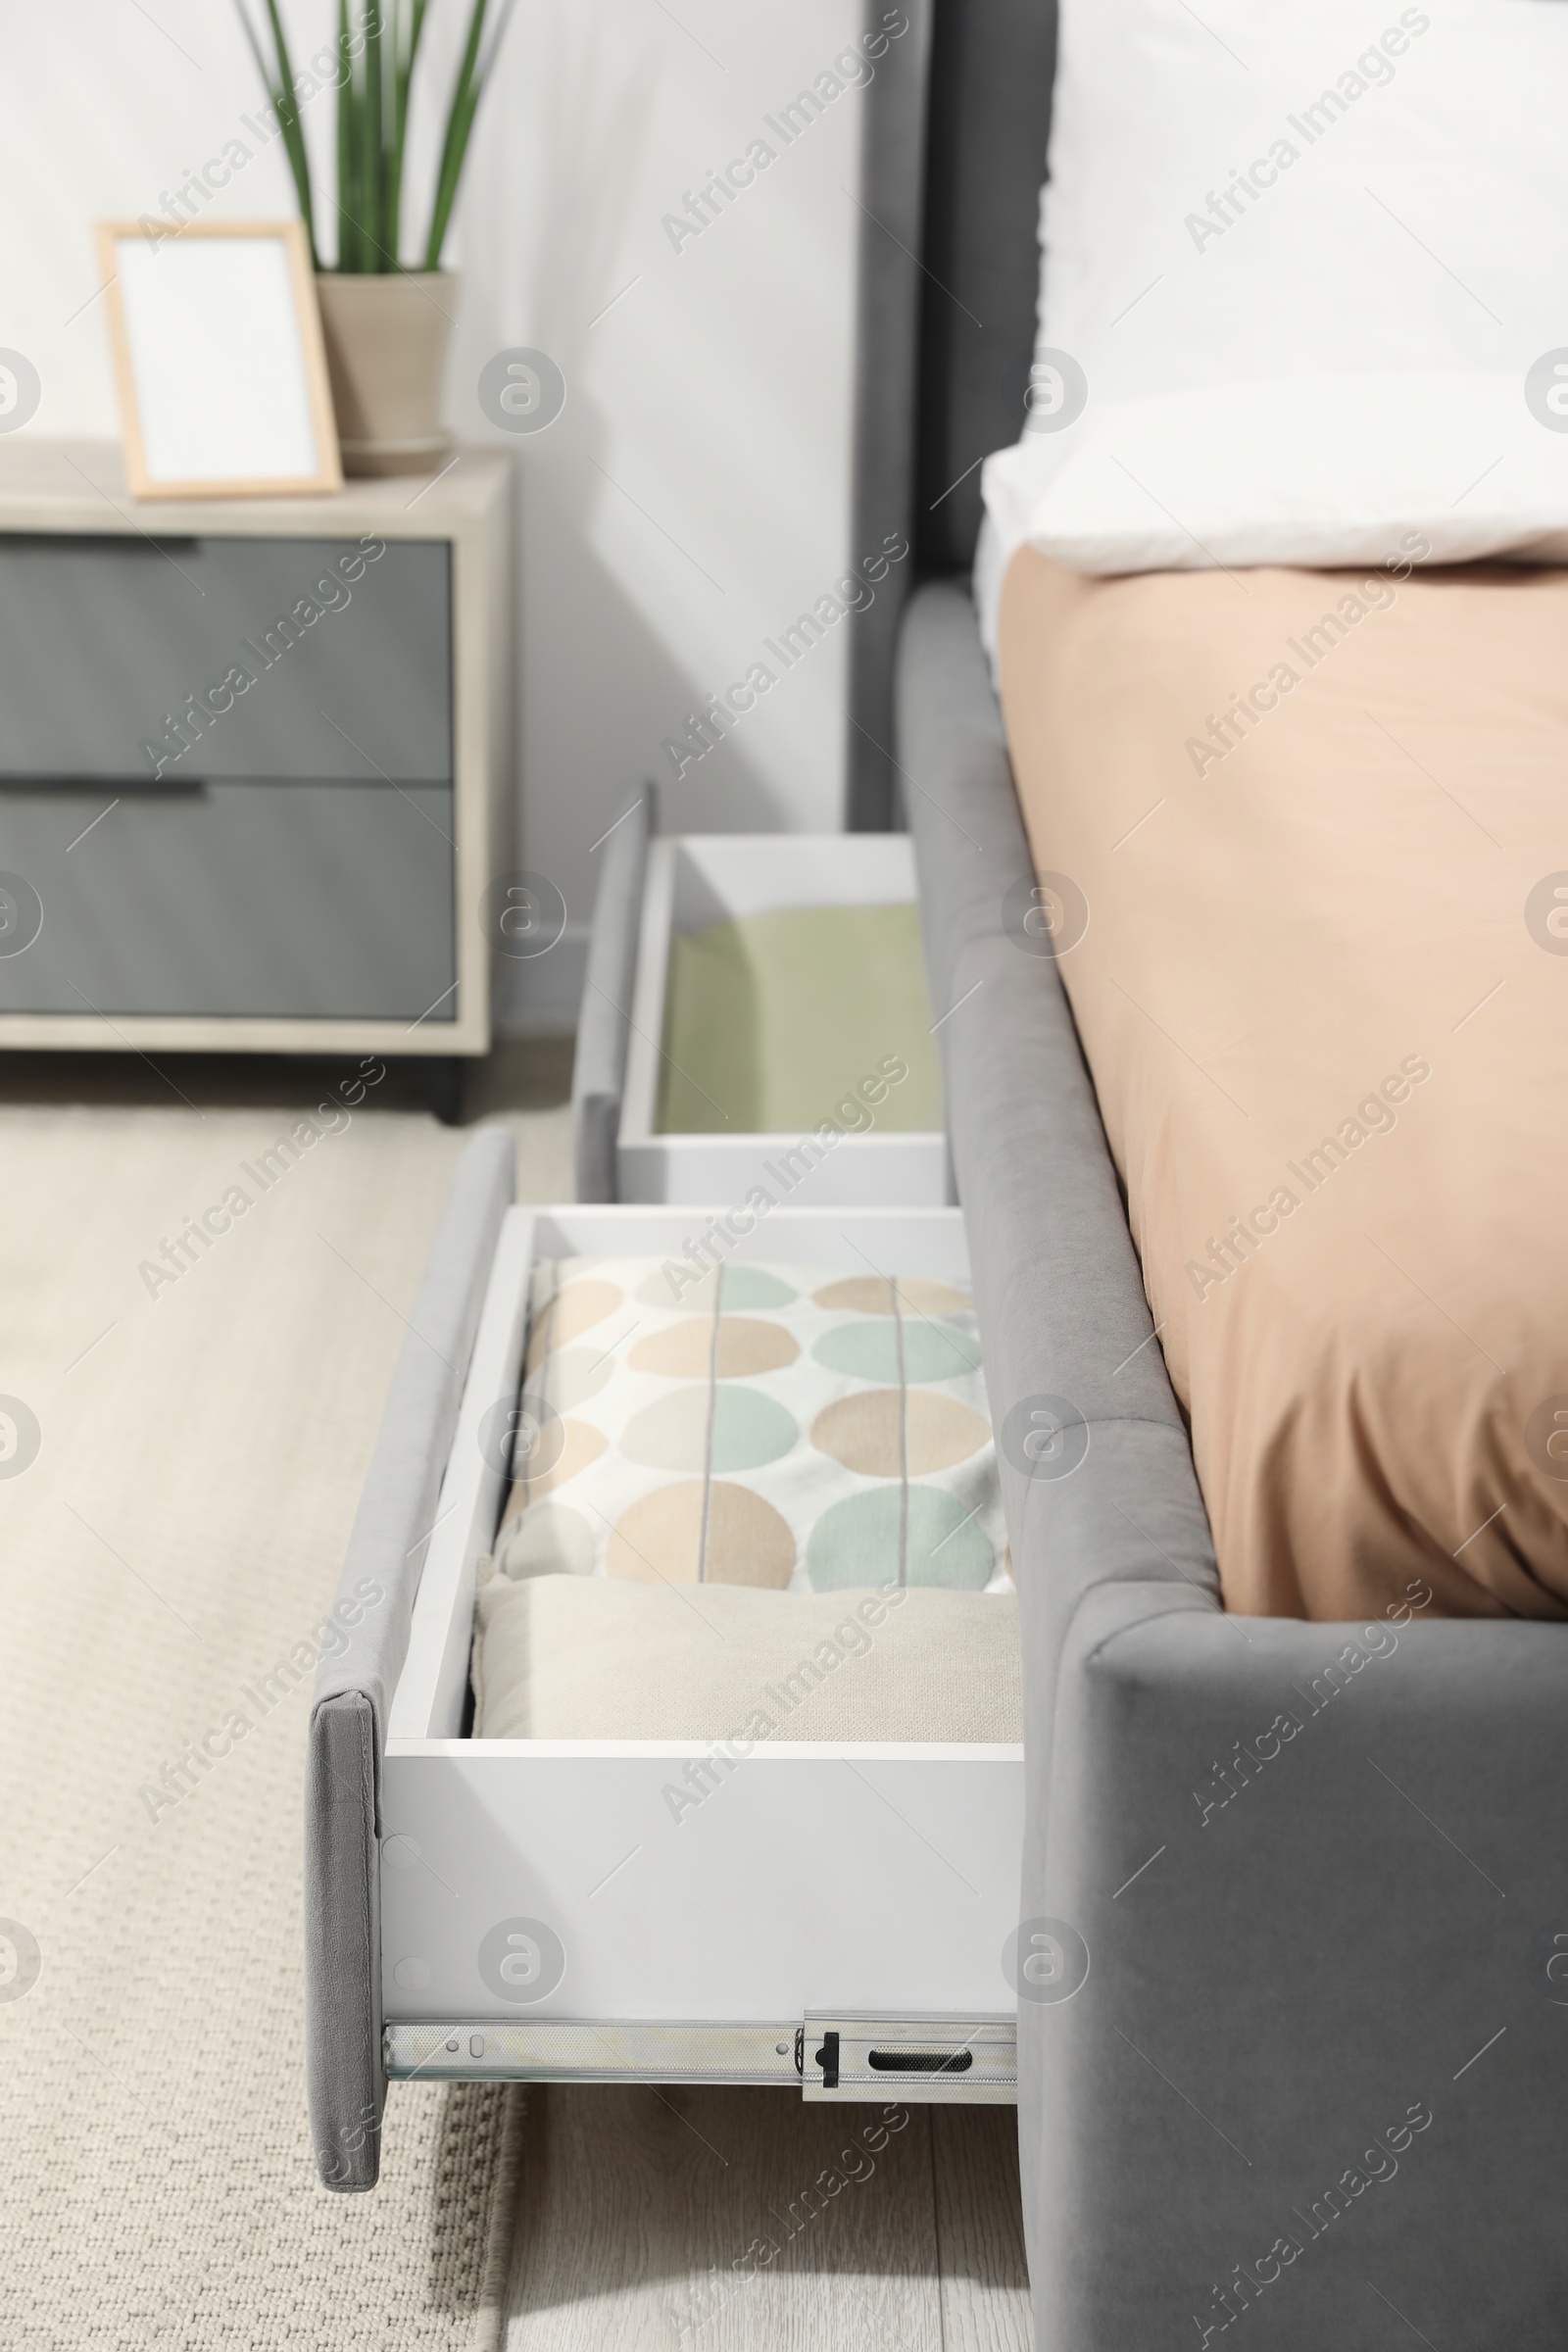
[998,545,1568,1620]
[473,1253,1014,1740]
[473,1574,1021,1742]
[657,904,942,1134]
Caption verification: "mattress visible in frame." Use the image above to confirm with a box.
[656,903,943,1133]
[997,545,1568,1620]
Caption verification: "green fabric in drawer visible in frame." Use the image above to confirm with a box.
[656,902,943,1135]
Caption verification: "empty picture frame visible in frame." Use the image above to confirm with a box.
[97,219,342,499]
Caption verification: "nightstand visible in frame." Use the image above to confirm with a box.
[0,441,514,1107]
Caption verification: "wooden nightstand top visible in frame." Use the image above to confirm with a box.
[0,437,513,539]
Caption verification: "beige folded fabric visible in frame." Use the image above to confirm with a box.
[472,1571,1020,1743]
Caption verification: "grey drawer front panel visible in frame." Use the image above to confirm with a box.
[0,535,452,788]
[0,781,455,1020]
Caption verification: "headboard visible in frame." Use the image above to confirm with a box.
[846,0,1058,828]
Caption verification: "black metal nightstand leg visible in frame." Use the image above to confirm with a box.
[425,1056,465,1126]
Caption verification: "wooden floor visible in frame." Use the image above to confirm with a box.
[502,2086,1031,2351]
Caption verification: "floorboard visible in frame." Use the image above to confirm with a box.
[503,2085,1033,2351]
[931,2105,1033,2352]
[504,2084,945,2349]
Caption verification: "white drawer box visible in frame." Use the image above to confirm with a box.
[381,1203,1022,2098]
[615,836,954,1206]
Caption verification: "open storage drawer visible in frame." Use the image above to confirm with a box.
[378,1201,1023,2106]
[606,833,955,1206]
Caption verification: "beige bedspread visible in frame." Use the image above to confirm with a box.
[998,546,1568,1619]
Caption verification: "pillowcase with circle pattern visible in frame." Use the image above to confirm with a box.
[492,1255,1009,1595]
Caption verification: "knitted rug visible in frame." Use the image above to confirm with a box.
[0,1065,570,2349]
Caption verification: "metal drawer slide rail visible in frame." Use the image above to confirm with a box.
[385,2013,1016,2103]
[801,2014,1016,2104]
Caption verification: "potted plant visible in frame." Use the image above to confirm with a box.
[236,0,514,475]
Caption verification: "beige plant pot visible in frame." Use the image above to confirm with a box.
[315,271,459,478]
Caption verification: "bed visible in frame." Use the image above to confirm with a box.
[306,2,1568,2345]
[876,4,1568,2345]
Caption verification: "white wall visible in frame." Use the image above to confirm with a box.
[0,0,875,937]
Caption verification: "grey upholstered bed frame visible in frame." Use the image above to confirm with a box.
[306,4,1568,2343]
[873,11,1568,2344]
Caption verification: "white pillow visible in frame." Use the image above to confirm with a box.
[978,0,1568,604]
[984,371,1568,578]
[1041,0,1568,398]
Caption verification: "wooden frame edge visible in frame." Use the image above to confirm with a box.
[94,218,343,502]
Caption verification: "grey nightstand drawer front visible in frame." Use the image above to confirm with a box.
[0,532,457,1021]
[0,534,452,787]
[0,781,455,1020]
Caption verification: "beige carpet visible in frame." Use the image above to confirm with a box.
[0,1053,571,2350]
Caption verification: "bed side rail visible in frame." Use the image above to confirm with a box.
[897,578,1218,1680]
[897,579,1222,2132]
